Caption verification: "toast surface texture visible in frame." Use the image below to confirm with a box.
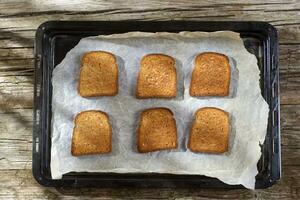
[190,52,230,96]
[188,107,229,153]
[137,108,178,153]
[136,54,177,98]
[78,51,118,97]
[71,110,112,156]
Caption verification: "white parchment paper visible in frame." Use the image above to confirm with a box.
[51,31,269,189]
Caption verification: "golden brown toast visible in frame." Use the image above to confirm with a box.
[71,110,112,156]
[78,51,118,97]
[137,108,178,153]
[189,52,230,96]
[136,54,177,98]
[188,107,229,153]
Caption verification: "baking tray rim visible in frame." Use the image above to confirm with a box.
[32,20,280,189]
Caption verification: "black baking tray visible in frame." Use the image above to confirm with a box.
[33,21,280,189]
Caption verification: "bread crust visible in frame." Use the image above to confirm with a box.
[188,107,229,153]
[189,52,231,97]
[71,110,112,156]
[78,51,118,97]
[136,54,177,98]
[137,107,178,153]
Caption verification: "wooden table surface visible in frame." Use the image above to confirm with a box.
[0,0,299,199]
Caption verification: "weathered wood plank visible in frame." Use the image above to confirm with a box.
[0,105,298,169]
[0,1,298,45]
[0,166,299,199]
[0,44,298,104]
[0,30,34,49]
[1,1,298,14]
[0,85,298,130]
[281,105,300,128]
[0,48,33,60]
[0,108,32,170]
[0,17,300,43]
[278,44,300,105]
[0,59,298,109]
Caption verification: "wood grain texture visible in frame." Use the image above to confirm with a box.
[0,0,299,199]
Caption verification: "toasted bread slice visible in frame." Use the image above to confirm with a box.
[71,110,112,156]
[137,108,178,153]
[136,54,177,98]
[78,51,118,97]
[188,107,229,153]
[190,52,230,96]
